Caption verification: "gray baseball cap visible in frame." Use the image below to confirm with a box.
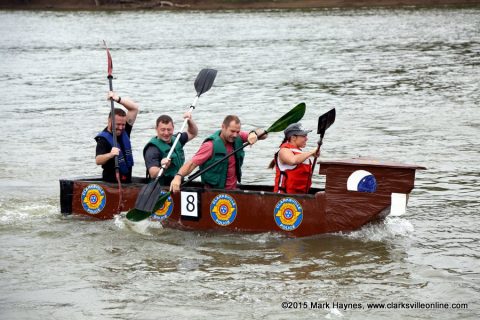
[284,122,312,138]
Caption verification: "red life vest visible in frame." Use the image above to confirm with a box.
[273,142,313,194]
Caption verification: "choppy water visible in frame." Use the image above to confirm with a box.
[0,7,479,319]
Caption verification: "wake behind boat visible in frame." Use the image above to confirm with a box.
[60,157,425,237]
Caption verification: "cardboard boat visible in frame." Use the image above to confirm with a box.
[59,158,425,237]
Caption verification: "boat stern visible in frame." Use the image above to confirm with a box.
[319,157,426,232]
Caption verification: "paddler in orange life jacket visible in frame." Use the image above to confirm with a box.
[95,91,139,183]
[269,122,319,194]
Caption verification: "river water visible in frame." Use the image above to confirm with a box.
[0,7,479,319]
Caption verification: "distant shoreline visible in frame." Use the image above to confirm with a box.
[2,0,480,11]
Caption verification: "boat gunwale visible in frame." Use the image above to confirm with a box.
[319,158,427,170]
[62,176,325,199]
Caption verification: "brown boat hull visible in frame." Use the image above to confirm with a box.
[60,158,425,237]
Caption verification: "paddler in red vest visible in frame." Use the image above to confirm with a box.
[169,115,266,192]
[269,122,319,194]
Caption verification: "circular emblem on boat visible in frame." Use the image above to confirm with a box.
[274,198,303,231]
[347,170,377,192]
[151,191,173,221]
[81,184,106,214]
[210,194,237,226]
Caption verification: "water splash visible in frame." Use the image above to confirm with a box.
[0,198,58,225]
[326,308,344,318]
[114,213,164,236]
[346,216,414,242]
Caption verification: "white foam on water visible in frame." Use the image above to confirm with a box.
[325,308,344,318]
[0,198,58,225]
[346,216,414,242]
[241,232,286,243]
[114,213,164,236]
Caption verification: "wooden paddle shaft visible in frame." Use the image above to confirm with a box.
[108,76,119,170]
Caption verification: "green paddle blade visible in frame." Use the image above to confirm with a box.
[126,208,151,222]
[126,192,172,222]
[266,102,306,133]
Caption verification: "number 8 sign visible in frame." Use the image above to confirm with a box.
[181,191,199,218]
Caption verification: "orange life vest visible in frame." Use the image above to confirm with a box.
[273,142,313,194]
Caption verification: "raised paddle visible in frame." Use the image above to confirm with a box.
[308,108,336,190]
[103,40,123,213]
[131,68,217,213]
[126,102,306,222]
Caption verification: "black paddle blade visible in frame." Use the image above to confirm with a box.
[134,181,164,212]
[126,208,152,222]
[194,68,217,96]
[194,69,217,96]
[266,102,306,133]
[317,108,336,137]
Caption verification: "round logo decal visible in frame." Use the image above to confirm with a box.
[347,170,377,192]
[151,191,174,221]
[210,194,237,226]
[81,184,106,214]
[274,198,303,231]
